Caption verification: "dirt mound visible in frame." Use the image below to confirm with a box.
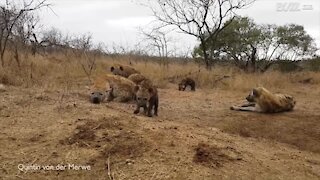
[101,131,149,159]
[60,116,128,146]
[194,143,241,168]
[60,116,150,162]
[60,123,96,147]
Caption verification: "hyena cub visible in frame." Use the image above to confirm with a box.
[133,83,158,117]
[178,77,196,91]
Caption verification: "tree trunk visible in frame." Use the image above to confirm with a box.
[259,62,274,73]
[249,44,257,73]
[0,51,4,67]
[14,46,21,69]
[200,38,211,70]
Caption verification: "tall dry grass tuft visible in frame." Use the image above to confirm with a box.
[1,52,320,92]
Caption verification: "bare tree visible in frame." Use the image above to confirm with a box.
[138,27,175,66]
[139,28,172,58]
[147,0,255,69]
[69,33,104,83]
[12,12,40,68]
[0,0,50,67]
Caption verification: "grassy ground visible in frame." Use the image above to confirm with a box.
[0,53,320,179]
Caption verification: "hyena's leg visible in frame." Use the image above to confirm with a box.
[230,102,255,110]
[134,105,141,114]
[230,104,262,112]
[143,105,148,115]
[132,94,137,101]
[106,89,115,102]
[147,101,153,117]
[230,105,256,111]
[154,98,158,116]
[113,96,131,103]
[191,85,195,91]
[239,102,256,107]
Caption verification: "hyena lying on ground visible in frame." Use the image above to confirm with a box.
[88,74,136,104]
[178,77,196,91]
[110,64,140,78]
[133,81,158,117]
[230,87,296,113]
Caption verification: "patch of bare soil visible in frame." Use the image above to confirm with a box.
[216,113,320,153]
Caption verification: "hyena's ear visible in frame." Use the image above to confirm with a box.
[110,66,115,72]
[105,83,112,92]
[134,85,140,93]
[252,88,260,97]
[148,87,154,94]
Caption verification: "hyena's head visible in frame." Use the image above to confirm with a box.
[140,79,153,89]
[110,65,140,78]
[246,88,261,102]
[178,82,186,91]
[178,79,187,91]
[134,85,154,106]
[90,91,106,104]
[110,65,128,77]
[87,83,112,104]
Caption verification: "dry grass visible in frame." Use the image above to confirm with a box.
[1,52,319,92]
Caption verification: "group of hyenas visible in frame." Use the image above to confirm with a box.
[88,64,296,117]
[88,64,159,117]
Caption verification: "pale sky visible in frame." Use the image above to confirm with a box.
[39,0,320,55]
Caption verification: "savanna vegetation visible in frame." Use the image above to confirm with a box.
[1,1,320,179]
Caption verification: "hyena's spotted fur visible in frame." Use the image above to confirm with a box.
[178,78,196,91]
[133,83,158,117]
[88,74,136,104]
[231,87,296,113]
[110,64,140,78]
